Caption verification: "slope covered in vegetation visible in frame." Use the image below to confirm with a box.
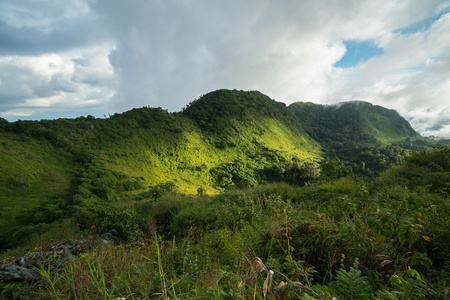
[289,101,431,177]
[2,89,450,298]
[2,145,449,299]
[0,90,323,251]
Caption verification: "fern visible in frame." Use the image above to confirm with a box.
[374,289,400,300]
[299,293,318,300]
[332,257,373,300]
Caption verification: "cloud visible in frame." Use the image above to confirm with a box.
[0,0,449,138]
[97,0,449,115]
[0,0,107,56]
[0,0,115,120]
[97,0,351,112]
[327,10,450,136]
[0,45,116,119]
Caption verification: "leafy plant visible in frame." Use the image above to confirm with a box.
[332,257,373,300]
[389,268,437,300]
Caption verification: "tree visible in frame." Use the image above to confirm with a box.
[319,157,352,180]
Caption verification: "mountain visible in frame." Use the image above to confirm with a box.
[0,90,322,249]
[288,100,429,176]
[2,90,450,298]
[289,100,419,145]
[0,89,434,250]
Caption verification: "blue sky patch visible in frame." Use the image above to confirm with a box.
[395,9,449,35]
[334,40,384,68]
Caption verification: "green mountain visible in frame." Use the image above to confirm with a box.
[2,90,450,299]
[289,100,419,144]
[0,90,322,249]
[289,101,427,176]
[0,89,435,250]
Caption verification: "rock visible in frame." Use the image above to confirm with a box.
[108,229,119,237]
[27,252,46,261]
[48,259,65,269]
[101,239,112,245]
[0,238,116,283]
[101,230,120,244]
[101,232,114,240]
[0,264,41,282]
[14,256,34,268]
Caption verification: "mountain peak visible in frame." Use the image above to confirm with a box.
[289,100,419,144]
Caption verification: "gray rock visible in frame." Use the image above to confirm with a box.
[0,239,112,283]
[101,232,114,240]
[14,256,34,268]
[108,229,119,236]
[101,230,120,244]
[0,264,41,282]
[27,252,45,261]
[101,239,112,245]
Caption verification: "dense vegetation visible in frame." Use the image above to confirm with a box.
[2,146,449,299]
[1,90,323,252]
[1,89,449,298]
[289,101,430,179]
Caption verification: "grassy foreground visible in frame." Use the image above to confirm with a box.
[2,146,449,299]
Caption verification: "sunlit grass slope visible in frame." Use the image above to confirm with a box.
[1,89,435,251]
[0,131,73,234]
[0,89,322,205]
[95,90,322,194]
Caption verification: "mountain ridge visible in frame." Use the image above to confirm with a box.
[1,90,450,299]
[0,89,440,250]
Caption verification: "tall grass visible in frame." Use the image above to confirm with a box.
[8,163,450,299]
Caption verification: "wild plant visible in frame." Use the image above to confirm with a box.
[282,256,318,288]
[282,209,293,258]
[145,219,170,300]
[332,256,373,300]
[389,267,439,300]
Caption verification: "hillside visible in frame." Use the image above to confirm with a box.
[0,90,323,250]
[0,89,441,251]
[2,143,450,299]
[289,101,419,144]
[2,89,450,298]
[289,101,428,176]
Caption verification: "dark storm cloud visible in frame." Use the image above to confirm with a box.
[0,0,109,56]
[0,20,102,56]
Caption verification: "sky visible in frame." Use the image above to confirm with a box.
[0,1,449,138]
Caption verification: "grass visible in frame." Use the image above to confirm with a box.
[0,132,73,236]
[5,170,449,298]
[1,92,449,298]
[1,91,325,251]
[94,113,320,195]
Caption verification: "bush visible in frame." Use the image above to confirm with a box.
[138,181,177,200]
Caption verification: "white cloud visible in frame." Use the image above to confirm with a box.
[2,109,34,117]
[325,9,450,136]
[0,44,116,118]
[0,0,449,137]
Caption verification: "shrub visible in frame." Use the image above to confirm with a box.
[332,257,373,299]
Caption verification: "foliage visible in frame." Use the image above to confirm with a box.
[318,157,352,180]
[1,90,450,298]
[289,101,432,178]
[2,89,430,249]
[332,257,373,299]
[138,181,177,200]
[3,145,450,297]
